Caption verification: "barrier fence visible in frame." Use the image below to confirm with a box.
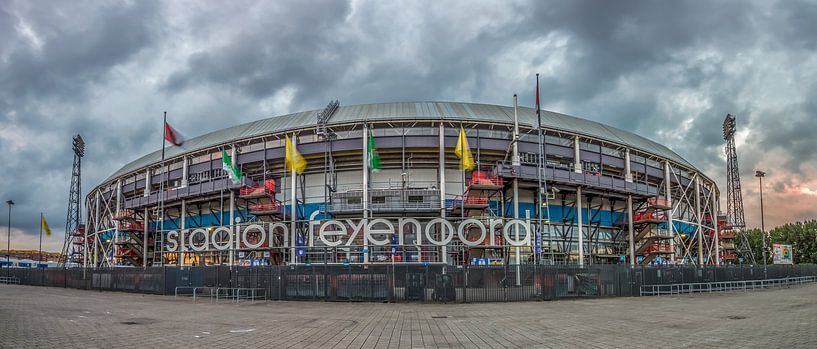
[4,264,817,303]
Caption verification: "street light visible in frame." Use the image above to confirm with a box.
[5,200,14,270]
[755,171,766,276]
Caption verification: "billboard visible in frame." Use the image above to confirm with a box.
[772,244,793,265]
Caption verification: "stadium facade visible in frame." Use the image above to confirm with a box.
[75,101,732,268]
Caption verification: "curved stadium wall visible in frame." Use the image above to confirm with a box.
[77,102,725,268]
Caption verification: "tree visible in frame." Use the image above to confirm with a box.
[743,228,766,265]
[744,220,817,265]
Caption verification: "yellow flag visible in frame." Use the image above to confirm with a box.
[454,127,475,171]
[41,215,52,237]
[285,135,307,174]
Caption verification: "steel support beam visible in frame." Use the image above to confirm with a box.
[577,186,584,266]
[627,194,635,266]
[664,161,674,262]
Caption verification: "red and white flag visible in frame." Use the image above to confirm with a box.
[164,122,184,146]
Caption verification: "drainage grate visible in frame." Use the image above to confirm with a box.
[431,316,449,319]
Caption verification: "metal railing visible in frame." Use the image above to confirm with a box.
[174,286,216,301]
[215,288,267,303]
[5,264,817,303]
[0,276,20,284]
[640,276,817,296]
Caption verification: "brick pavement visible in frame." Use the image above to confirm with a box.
[1,283,815,348]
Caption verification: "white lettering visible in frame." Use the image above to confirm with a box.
[425,218,455,245]
[188,228,209,252]
[241,224,266,249]
[503,219,531,247]
[211,226,233,251]
[366,218,395,246]
[457,219,486,247]
[166,230,179,252]
[319,220,346,247]
[344,219,366,246]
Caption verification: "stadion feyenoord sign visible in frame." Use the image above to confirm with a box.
[164,215,534,252]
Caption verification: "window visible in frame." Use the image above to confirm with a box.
[334,130,364,139]
[408,195,424,203]
[297,134,319,144]
[519,152,541,165]
[371,196,386,204]
[601,146,622,157]
[403,127,438,136]
[242,142,264,152]
[519,133,539,142]
[545,135,572,147]
[266,139,284,148]
[347,197,361,205]
[579,142,600,152]
[370,128,403,137]
[478,129,511,139]
[582,161,601,174]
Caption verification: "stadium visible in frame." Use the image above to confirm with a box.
[74,100,731,269]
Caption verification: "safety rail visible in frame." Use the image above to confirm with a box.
[118,221,144,231]
[720,242,736,250]
[248,202,281,214]
[111,210,135,221]
[720,252,738,260]
[631,211,667,224]
[719,231,736,239]
[215,287,267,303]
[646,197,672,209]
[449,195,489,207]
[174,286,216,301]
[0,276,20,285]
[641,244,674,254]
[240,180,276,197]
[640,276,817,296]
[469,171,504,187]
[71,226,86,236]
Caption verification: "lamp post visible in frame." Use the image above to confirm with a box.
[755,171,766,277]
[5,200,14,273]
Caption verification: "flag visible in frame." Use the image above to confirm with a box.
[367,133,382,172]
[285,135,306,174]
[41,215,52,237]
[454,127,475,171]
[535,75,541,121]
[164,122,184,146]
[221,149,243,184]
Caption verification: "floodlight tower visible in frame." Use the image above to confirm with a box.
[722,114,755,264]
[59,135,85,267]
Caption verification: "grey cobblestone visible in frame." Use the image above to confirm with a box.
[1,284,815,348]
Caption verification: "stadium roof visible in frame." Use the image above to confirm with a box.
[105,101,698,182]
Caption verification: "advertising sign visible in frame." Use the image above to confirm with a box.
[772,244,793,264]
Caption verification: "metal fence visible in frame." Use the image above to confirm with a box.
[4,264,817,303]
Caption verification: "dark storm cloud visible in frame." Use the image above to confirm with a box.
[2,1,162,102]
[2,0,817,250]
[1,0,163,246]
[164,0,353,100]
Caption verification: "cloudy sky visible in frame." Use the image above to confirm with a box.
[2,0,816,252]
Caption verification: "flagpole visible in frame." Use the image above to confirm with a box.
[535,73,548,264]
[39,213,43,263]
[290,133,297,265]
[362,123,369,264]
[159,111,167,267]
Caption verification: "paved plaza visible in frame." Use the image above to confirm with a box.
[0,283,815,348]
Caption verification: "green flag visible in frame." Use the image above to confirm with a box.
[368,133,381,172]
[222,149,243,184]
